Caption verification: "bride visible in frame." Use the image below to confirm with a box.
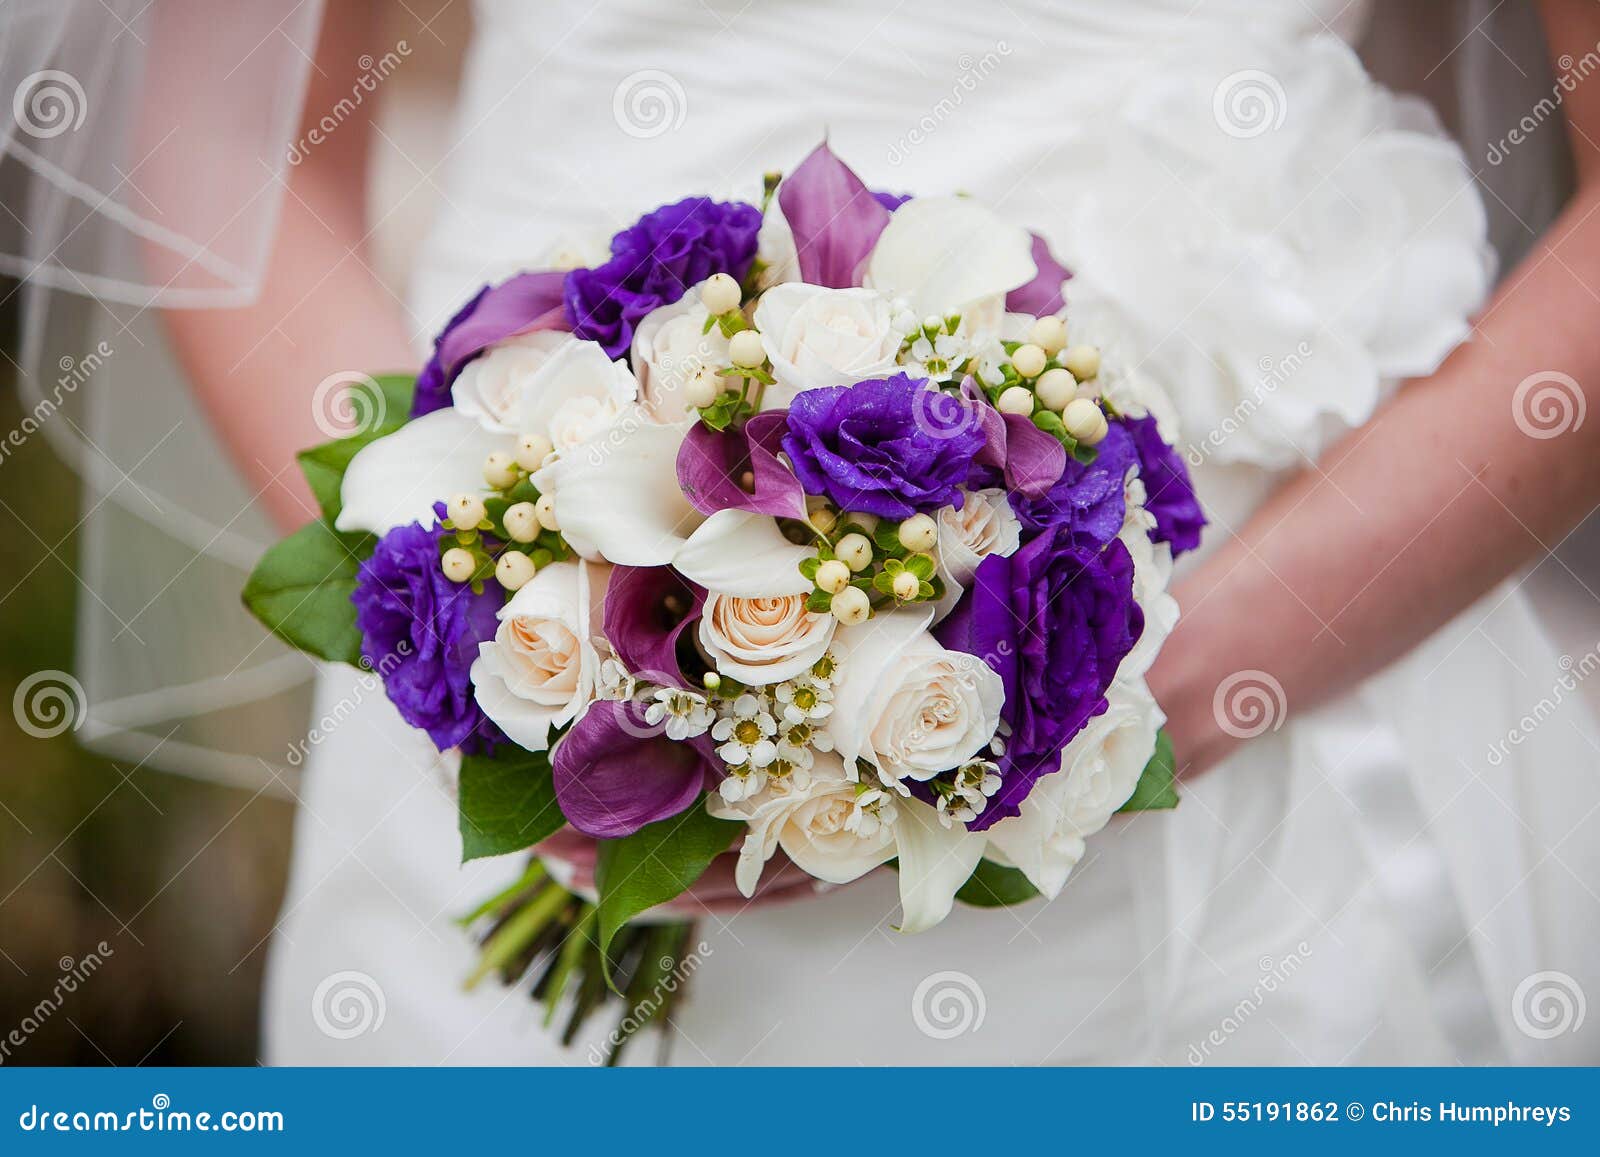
[14,0,1600,1064]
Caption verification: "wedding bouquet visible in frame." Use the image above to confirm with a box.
[244,143,1204,1060]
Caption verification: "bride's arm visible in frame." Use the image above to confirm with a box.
[161,4,415,533]
[1149,0,1600,774]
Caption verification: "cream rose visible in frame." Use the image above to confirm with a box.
[630,294,731,422]
[710,754,898,894]
[452,331,573,435]
[1118,475,1179,679]
[520,339,639,452]
[930,488,1021,623]
[698,592,835,685]
[984,679,1163,899]
[470,561,603,751]
[753,284,900,405]
[828,612,1002,784]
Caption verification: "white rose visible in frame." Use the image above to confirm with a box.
[753,284,900,406]
[828,611,1002,784]
[984,679,1163,899]
[521,339,639,452]
[470,561,604,751]
[930,488,1021,622]
[698,592,835,685]
[754,202,800,289]
[630,294,731,423]
[710,753,897,894]
[1118,475,1179,680]
[452,331,573,435]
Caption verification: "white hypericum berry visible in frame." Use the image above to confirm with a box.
[1010,343,1047,379]
[1034,367,1077,412]
[515,433,553,471]
[1030,315,1068,355]
[1061,344,1101,381]
[830,586,871,625]
[534,493,560,532]
[728,329,766,369]
[1063,397,1109,445]
[684,369,722,409]
[896,513,938,553]
[449,493,487,528]
[815,558,851,594]
[494,550,537,591]
[699,272,742,315]
[997,385,1035,416]
[892,570,920,601]
[503,501,540,543]
[482,451,519,490]
[440,547,476,583]
[834,533,873,573]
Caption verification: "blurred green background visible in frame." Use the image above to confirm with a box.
[0,299,292,1065]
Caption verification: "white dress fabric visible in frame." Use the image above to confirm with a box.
[263,0,1600,1064]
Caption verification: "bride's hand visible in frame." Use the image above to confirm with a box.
[1150,0,1600,778]
[533,827,824,916]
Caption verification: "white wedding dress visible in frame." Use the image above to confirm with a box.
[263,0,1600,1064]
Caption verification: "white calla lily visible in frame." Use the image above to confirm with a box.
[866,196,1036,320]
[532,419,703,565]
[893,797,986,934]
[672,509,813,597]
[335,408,509,535]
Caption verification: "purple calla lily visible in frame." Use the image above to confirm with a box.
[676,412,806,519]
[1006,233,1071,317]
[962,377,1067,499]
[552,700,718,838]
[601,565,705,688]
[410,271,568,417]
[777,143,892,288]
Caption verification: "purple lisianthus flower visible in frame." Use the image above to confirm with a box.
[1011,421,1137,548]
[936,527,1143,829]
[782,375,987,519]
[564,197,762,358]
[551,700,718,838]
[1123,414,1206,556]
[410,271,568,418]
[352,505,505,753]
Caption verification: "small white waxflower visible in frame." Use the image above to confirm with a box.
[596,656,636,702]
[718,763,768,804]
[713,694,779,768]
[935,793,978,828]
[644,687,716,740]
[773,677,834,727]
[808,651,840,690]
[844,786,899,838]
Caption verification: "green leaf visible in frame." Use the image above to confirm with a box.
[594,808,741,983]
[905,553,935,580]
[798,556,822,581]
[241,520,371,664]
[458,747,566,861]
[295,374,416,523]
[1118,728,1179,812]
[954,858,1041,908]
[873,521,907,555]
[806,589,833,613]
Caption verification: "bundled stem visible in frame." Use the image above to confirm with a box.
[460,858,698,1066]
